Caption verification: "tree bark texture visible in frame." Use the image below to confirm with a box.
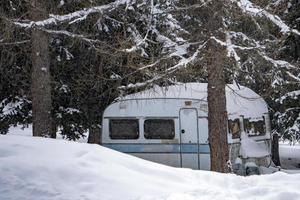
[206,39,230,173]
[87,61,103,144]
[31,0,53,137]
[88,125,101,144]
[272,133,281,166]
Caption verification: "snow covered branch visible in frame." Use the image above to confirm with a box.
[226,32,241,64]
[14,0,131,28]
[276,90,300,104]
[173,1,212,11]
[237,0,300,36]
[42,29,98,44]
[286,72,300,82]
[0,40,30,46]
[259,52,299,70]
[119,42,206,90]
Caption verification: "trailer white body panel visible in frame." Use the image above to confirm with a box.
[102,83,271,172]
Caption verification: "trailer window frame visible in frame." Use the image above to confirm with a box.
[228,118,241,139]
[109,118,139,140]
[144,118,175,140]
[243,117,266,137]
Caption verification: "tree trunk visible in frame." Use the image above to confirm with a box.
[87,60,103,144]
[88,125,101,144]
[30,0,53,137]
[206,39,230,173]
[51,120,57,138]
[272,133,281,166]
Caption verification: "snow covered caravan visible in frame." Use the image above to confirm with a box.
[102,83,272,173]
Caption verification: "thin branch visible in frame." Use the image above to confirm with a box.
[258,52,299,70]
[0,40,30,46]
[173,1,212,11]
[14,0,130,28]
[42,28,98,43]
[119,41,206,90]
[237,0,300,36]
[286,72,300,82]
[226,84,263,101]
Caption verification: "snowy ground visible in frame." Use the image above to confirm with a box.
[7,125,89,143]
[1,132,300,200]
[7,125,300,170]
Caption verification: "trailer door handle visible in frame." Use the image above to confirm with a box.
[181,129,185,134]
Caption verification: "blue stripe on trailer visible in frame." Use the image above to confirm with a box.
[181,144,210,154]
[102,143,210,154]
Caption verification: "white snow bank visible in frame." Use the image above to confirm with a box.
[7,125,89,143]
[1,135,300,200]
[7,125,33,137]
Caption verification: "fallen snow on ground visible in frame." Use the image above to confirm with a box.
[7,125,32,136]
[0,135,300,200]
[7,125,88,143]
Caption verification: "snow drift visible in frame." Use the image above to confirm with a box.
[0,134,300,200]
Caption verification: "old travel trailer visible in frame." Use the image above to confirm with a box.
[101,83,272,173]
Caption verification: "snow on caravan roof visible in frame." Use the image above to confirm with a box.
[122,83,268,119]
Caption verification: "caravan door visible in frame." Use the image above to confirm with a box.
[179,108,200,169]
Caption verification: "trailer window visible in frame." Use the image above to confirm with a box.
[109,119,139,139]
[144,119,175,139]
[228,119,241,139]
[244,118,266,136]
